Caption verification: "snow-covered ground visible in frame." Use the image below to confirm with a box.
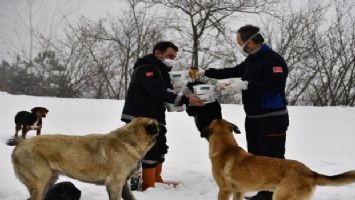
[1,92,355,200]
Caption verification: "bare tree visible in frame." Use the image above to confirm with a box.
[263,0,355,106]
[1,0,164,98]
[37,0,165,99]
[140,0,281,68]
[0,0,76,62]
[265,1,327,105]
[73,1,164,99]
[33,26,95,97]
[306,0,355,106]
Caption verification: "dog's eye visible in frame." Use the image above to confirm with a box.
[145,124,158,135]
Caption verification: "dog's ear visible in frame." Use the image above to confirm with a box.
[31,107,38,113]
[227,122,241,134]
[145,122,159,135]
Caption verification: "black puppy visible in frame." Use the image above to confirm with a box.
[185,82,240,139]
[14,107,49,138]
[44,182,81,200]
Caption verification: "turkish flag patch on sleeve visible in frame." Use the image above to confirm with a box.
[145,71,154,77]
[273,66,283,73]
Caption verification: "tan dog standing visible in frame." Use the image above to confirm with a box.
[204,119,355,200]
[8,117,159,200]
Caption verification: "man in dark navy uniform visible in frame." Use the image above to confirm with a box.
[199,25,289,200]
[121,41,204,190]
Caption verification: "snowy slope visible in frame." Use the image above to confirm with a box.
[1,92,355,200]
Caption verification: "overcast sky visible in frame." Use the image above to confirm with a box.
[0,0,341,62]
[0,0,127,61]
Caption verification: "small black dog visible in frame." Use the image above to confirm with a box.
[14,107,49,138]
[185,82,240,139]
[44,182,81,200]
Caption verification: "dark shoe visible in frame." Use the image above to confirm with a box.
[130,173,142,191]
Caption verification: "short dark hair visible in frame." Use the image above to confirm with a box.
[237,25,264,44]
[153,41,178,54]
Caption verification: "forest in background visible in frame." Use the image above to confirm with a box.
[0,0,354,106]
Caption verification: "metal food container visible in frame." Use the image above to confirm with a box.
[193,84,216,103]
[192,84,215,94]
[169,70,189,83]
[196,93,216,104]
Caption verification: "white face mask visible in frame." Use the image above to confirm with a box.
[236,31,260,57]
[236,43,249,57]
[162,59,175,68]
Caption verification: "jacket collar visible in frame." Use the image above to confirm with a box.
[247,44,270,59]
[134,54,172,72]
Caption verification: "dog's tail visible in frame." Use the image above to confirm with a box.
[6,137,24,146]
[315,170,355,186]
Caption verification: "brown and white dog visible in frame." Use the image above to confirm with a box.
[8,117,159,200]
[14,107,49,138]
[204,119,355,200]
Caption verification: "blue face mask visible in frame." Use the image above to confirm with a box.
[236,31,260,57]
